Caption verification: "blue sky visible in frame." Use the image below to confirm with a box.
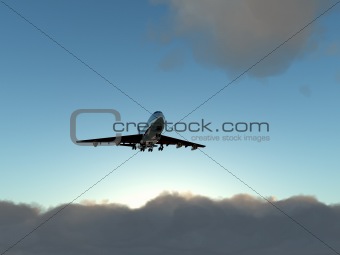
[1,0,339,209]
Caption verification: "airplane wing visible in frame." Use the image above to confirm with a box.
[157,135,205,150]
[76,134,205,150]
[76,134,142,147]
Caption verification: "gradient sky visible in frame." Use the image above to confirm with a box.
[1,0,339,209]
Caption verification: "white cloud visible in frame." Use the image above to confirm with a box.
[1,193,340,254]
[151,0,335,78]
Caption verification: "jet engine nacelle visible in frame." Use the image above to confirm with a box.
[191,145,198,150]
[176,142,183,148]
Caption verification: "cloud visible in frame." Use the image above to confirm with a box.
[1,193,340,254]
[299,85,312,97]
[151,0,334,78]
[336,70,340,83]
[325,41,340,56]
[158,49,185,71]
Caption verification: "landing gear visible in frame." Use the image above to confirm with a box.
[138,143,158,152]
[139,145,146,152]
[132,144,137,150]
[158,144,164,151]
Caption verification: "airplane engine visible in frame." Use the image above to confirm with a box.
[176,142,183,148]
[93,141,98,147]
[191,145,198,150]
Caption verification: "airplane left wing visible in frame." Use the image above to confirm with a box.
[157,135,205,150]
[76,134,143,147]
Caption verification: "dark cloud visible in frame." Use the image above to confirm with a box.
[151,0,335,78]
[1,193,340,254]
[299,85,312,97]
[158,50,185,71]
[336,71,340,83]
[325,41,340,56]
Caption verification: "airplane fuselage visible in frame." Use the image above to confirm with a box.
[140,111,165,148]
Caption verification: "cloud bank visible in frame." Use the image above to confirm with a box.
[152,0,334,77]
[1,193,340,255]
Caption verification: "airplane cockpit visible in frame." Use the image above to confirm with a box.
[138,111,165,134]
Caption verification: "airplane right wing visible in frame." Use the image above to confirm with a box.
[157,135,205,150]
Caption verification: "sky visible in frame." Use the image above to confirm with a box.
[1,0,340,254]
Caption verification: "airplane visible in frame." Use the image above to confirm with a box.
[76,111,206,152]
